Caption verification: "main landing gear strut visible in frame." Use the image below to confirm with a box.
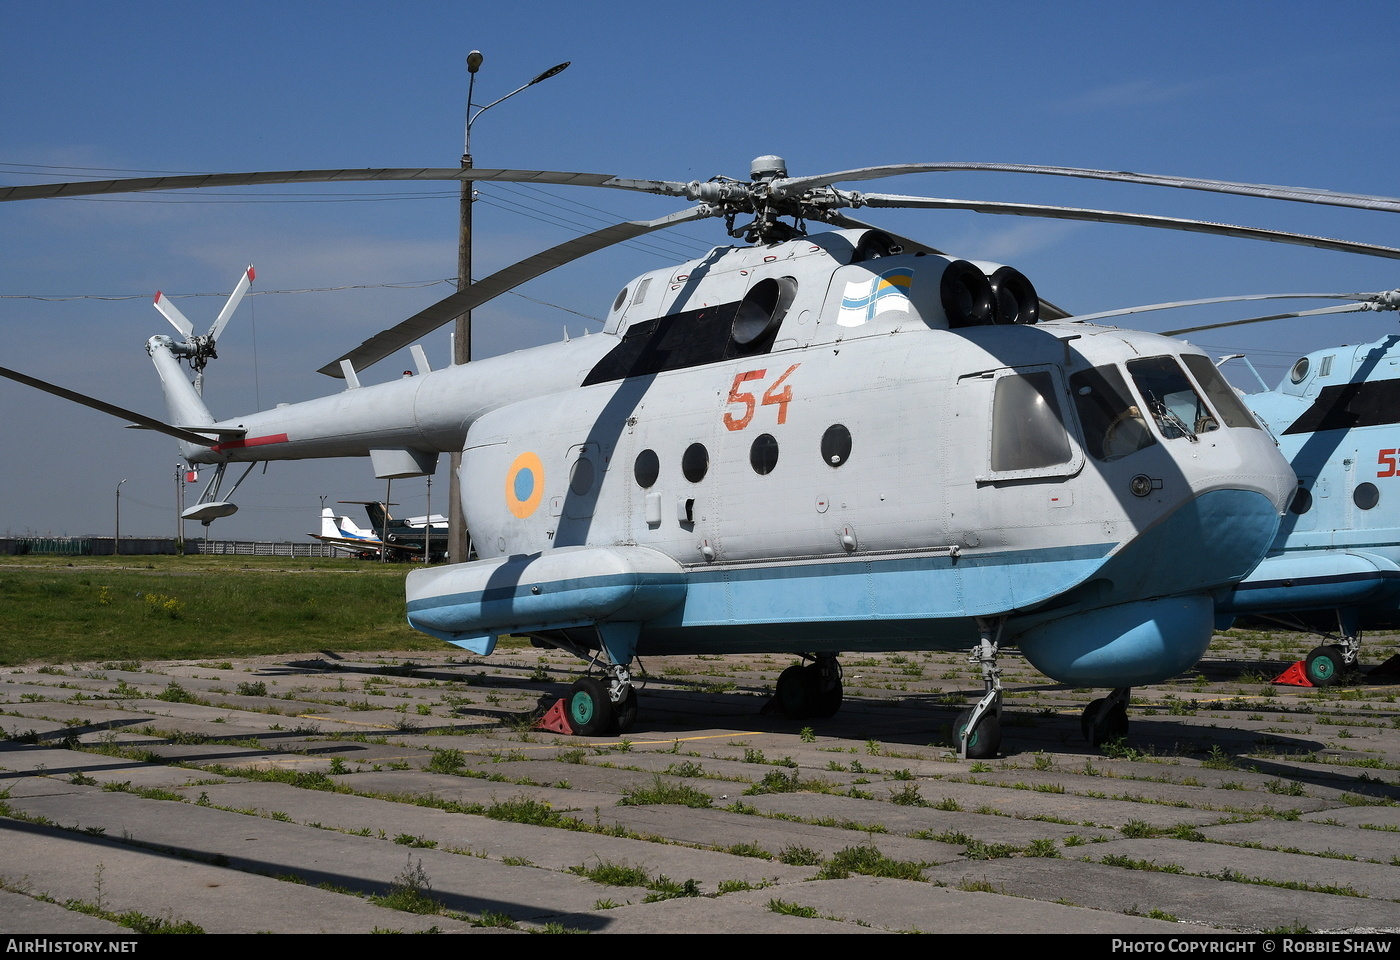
[542,624,641,737]
[956,619,1005,759]
[1253,610,1362,688]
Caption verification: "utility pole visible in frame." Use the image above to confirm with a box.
[114,478,126,556]
[448,51,569,565]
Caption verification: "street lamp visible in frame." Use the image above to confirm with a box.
[455,53,570,365]
[114,479,126,556]
[449,52,570,565]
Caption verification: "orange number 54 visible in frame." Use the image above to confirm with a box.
[723,364,799,431]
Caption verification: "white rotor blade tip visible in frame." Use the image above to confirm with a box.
[209,264,256,342]
[153,291,195,338]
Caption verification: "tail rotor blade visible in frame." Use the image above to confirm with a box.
[209,264,255,342]
[153,291,195,339]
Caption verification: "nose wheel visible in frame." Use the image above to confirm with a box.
[1081,687,1131,748]
[955,619,1005,759]
[954,707,1002,760]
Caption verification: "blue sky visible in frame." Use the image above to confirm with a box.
[3,0,1398,540]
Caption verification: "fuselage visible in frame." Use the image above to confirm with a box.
[155,229,1295,687]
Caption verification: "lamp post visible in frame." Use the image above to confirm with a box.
[114,479,126,556]
[174,463,185,554]
[448,52,569,565]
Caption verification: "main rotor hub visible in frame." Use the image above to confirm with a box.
[750,155,788,181]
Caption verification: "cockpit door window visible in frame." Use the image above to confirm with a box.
[1071,364,1157,462]
[985,366,1083,481]
[1180,354,1260,430]
[1126,356,1217,440]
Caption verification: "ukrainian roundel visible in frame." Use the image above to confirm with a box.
[505,452,545,518]
[838,268,914,327]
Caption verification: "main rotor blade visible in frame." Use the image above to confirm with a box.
[854,193,1400,260]
[318,204,718,376]
[209,264,256,342]
[1072,292,1388,325]
[0,168,688,203]
[1162,302,1382,337]
[0,365,221,445]
[776,162,1400,214]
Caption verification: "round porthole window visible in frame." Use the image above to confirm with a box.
[682,443,709,483]
[821,424,852,467]
[749,434,779,475]
[633,449,659,488]
[1289,486,1313,515]
[1354,482,1379,510]
[569,457,595,496]
[612,287,629,312]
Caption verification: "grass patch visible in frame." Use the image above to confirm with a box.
[619,775,713,808]
[371,856,440,915]
[768,898,818,917]
[816,845,926,881]
[570,860,701,901]
[0,556,450,666]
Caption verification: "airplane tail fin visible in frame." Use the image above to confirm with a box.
[362,501,391,531]
[338,515,371,538]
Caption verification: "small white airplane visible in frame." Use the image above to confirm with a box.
[309,507,384,558]
[309,504,450,561]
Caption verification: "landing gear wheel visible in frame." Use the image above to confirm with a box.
[955,708,1002,759]
[776,664,816,719]
[805,663,843,719]
[611,686,638,735]
[567,677,614,737]
[1081,698,1129,748]
[1305,645,1345,687]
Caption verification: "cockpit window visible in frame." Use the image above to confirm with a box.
[1071,365,1157,461]
[1180,355,1259,430]
[990,371,1073,472]
[1126,356,1217,440]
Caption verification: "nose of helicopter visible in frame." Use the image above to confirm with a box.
[1016,425,1293,688]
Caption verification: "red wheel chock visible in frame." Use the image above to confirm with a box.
[1273,661,1313,687]
[537,697,575,734]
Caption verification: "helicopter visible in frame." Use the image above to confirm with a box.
[1215,331,1400,685]
[6,156,1400,756]
[1048,289,1400,690]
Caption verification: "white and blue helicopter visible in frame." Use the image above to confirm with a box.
[5,158,1399,755]
[1063,291,1400,689]
[1215,324,1400,686]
